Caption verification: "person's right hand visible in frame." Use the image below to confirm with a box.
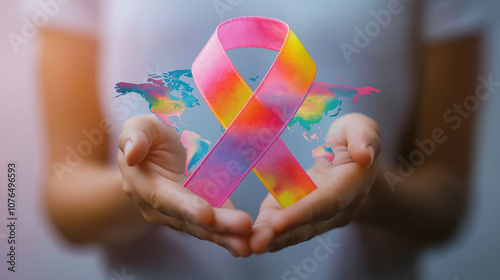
[117,115,253,257]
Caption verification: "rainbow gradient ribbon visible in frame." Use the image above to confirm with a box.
[185,17,317,208]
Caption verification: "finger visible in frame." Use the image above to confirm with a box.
[253,194,282,228]
[118,115,185,168]
[141,178,216,227]
[266,223,322,252]
[141,178,253,236]
[215,199,254,235]
[118,115,156,166]
[260,194,363,252]
[328,113,381,168]
[250,194,281,254]
[212,207,253,236]
[266,212,348,252]
[269,164,367,234]
[141,209,250,257]
[139,200,251,235]
[219,234,252,257]
[251,226,274,254]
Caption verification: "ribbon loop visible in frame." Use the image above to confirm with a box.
[185,17,317,208]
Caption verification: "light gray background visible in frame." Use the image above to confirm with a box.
[1,1,499,279]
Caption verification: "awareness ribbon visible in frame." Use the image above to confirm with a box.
[185,17,317,208]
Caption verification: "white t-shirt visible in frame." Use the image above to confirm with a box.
[34,0,491,279]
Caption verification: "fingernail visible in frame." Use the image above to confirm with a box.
[264,244,274,253]
[368,145,375,166]
[227,247,240,257]
[124,140,132,157]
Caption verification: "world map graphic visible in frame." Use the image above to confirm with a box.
[115,70,379,175]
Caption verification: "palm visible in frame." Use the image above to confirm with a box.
[250,114,380,253]
[118,115,254,257]
[139,127,188,187]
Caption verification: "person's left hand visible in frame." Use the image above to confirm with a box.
[250,113,381,253]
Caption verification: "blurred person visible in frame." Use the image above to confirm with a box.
[38,0,488,279]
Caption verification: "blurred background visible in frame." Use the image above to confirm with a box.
[1,0,499,279]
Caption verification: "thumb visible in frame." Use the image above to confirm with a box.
[118,115,157,166]
[328,113,381,168]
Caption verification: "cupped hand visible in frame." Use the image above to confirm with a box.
[117,115,253,257]
[250,113,381,253]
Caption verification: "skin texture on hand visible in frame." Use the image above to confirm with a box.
[117,115,254,257]
[250,113,381,253]
[117,113,380,256]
